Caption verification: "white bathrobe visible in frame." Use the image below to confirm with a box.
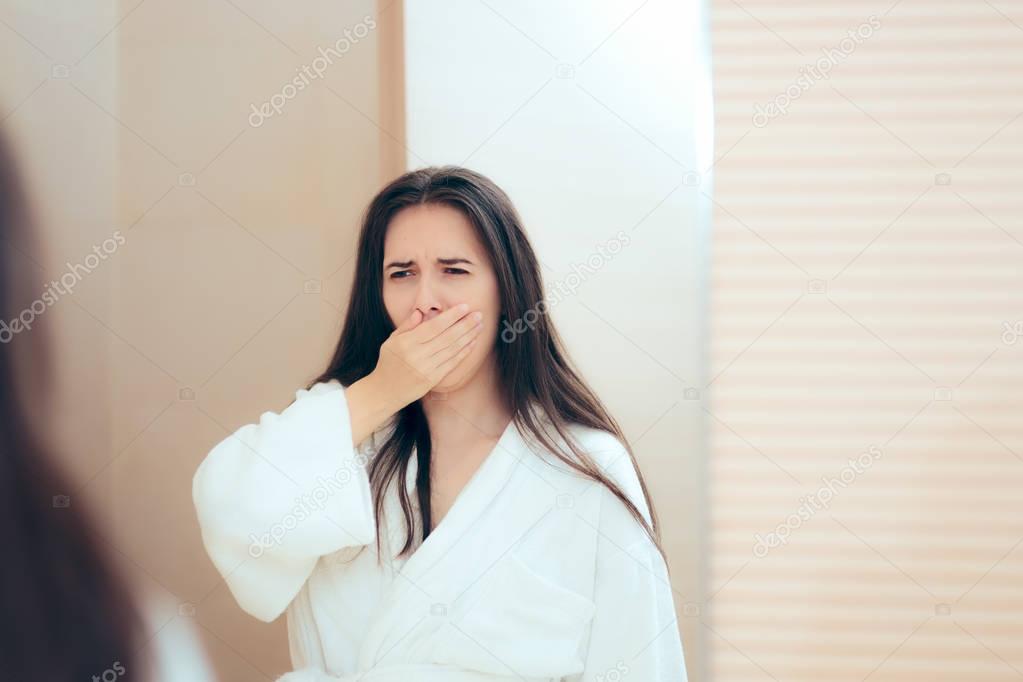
[192,380,687,681]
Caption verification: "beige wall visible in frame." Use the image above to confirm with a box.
[2,0,404,679]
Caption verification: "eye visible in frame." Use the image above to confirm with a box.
[389,268,467,279]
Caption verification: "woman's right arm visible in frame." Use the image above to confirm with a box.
[191,376,399,623]
[193,304,482,622]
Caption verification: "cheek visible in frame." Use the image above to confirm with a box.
[475,276,502,319]
[381,285,409,326]
[381,297,396,327]
[474,315,501,359]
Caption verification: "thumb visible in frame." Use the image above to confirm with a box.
[395,308,423,333]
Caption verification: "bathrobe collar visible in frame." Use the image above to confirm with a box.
[358,414,534,670]
[397,412,526,583]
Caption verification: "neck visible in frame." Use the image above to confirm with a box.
[421,355,511,446]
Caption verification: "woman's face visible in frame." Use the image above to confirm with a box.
[381,202,502,392]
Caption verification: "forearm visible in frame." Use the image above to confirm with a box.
[192,384,376,622]
[344,372,406,448]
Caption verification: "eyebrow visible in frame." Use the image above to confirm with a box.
[384,257,474,270]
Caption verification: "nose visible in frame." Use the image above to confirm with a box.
[413,272,444,322]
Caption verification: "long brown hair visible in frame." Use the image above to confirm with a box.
[0,123,146,678]
[309,166,664,563]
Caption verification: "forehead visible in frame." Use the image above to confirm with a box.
[384,203,484,256]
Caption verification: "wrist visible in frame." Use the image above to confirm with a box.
[358,371,405,420]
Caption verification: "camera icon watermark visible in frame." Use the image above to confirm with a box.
[555,63,575,79]
[682,171,703,187]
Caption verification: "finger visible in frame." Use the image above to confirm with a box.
[427,312,482,359]
[434,334,478,377]
[410,303,471,343]
[395,308,423,333]
[430,320,481,366]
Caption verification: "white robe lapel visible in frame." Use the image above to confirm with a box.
[357,417,527,670]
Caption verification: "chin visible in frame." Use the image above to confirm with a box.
[431,372,467,393]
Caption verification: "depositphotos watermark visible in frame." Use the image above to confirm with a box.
[752,445,882,558]
[248,15,377,128]
[593,661,630,682]
[1,230,126,343]
[1002,321,1023,345]
[500,229,631,343]
[248,449,372,558]
[91,661,125,682]
[753,16,881,128]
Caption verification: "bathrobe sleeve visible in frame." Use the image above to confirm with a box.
[569,437,689,681]
[192,380,376,623]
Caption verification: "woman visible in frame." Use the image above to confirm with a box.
[0,123,212,679]
[193,166,687,681]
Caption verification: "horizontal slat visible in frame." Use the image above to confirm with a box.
[709,0,1023,679]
